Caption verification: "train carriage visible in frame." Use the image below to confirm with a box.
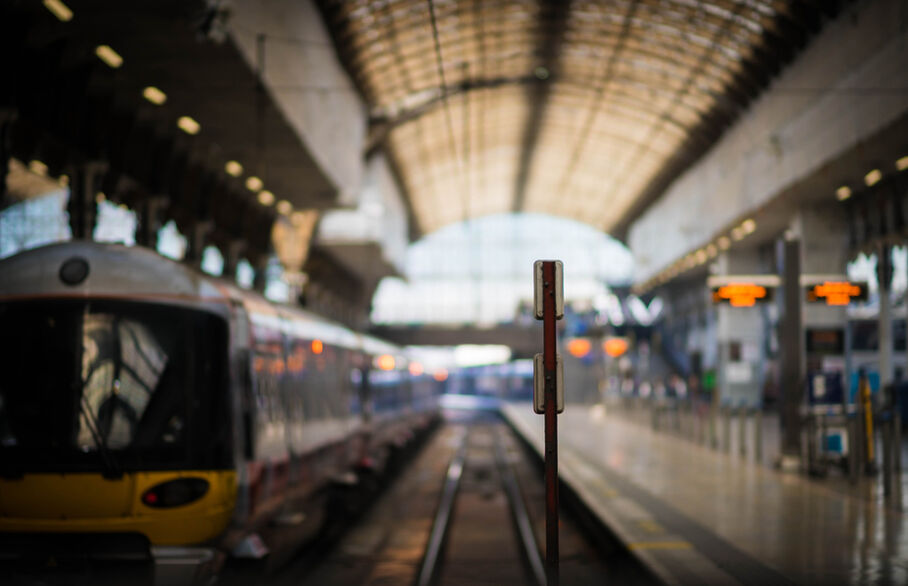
[0,242,439,584]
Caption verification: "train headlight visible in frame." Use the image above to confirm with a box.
[59,257,90,286]
[141,478,210,508]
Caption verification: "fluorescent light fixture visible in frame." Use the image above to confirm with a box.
[225,161,243,177]
[28,160,48,176]
[741,219,756,234]
[276,200,292,215]
[43,0,73,21]
[177,116,200,135]
[836,185,852,201]
[257,190,275,206]
[142,86,166,105]
[95,45,123,68]
[864,168,882,187]
[717,236,731,250]
[245,176,263,191]
[896,156,908,172]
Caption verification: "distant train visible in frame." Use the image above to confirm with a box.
[0,242,440,583]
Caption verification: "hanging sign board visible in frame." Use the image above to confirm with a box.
[805,281,867,306]
[711,283,773,307]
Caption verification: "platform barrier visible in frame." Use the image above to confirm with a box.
[604,397,770,466]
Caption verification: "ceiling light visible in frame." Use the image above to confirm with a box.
[142,86,167,105]
[896,156,908,171]
[741,219,756,234]
[257,190,275,206]
[95,45,123,68]
[706,244,718,258]
[864,168,882,187]
[731,227,745,241]
[43,0,73,21]
[225,161,243,177]
[695,249,708,264]
[836,185,852,201]
[717,236,731,250]
[246,176,263,191]
[28,160,48,176]
[177,116,200,135]
[291,211,311,225]
[276,200,292,215]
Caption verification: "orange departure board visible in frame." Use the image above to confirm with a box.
[806,281,867,306]
[711,283,771,307]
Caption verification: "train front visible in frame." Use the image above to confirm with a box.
[0,243,237,584]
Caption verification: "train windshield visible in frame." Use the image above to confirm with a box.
[0,299,230,474]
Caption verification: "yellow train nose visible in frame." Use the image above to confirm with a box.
[0,471,237,545]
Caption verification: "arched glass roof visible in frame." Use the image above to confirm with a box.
[317,0,833,237]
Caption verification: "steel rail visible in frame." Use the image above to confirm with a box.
[414,434,468,586]
[494,432,547,586]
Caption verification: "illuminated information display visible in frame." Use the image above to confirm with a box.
[711,283,772,307]
[805,281,867,306]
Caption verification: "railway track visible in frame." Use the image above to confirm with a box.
[415,422,545,586]
[279,410,651,586]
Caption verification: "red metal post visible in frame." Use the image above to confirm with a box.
[542,261,559,586]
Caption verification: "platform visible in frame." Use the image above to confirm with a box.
[503,402,908,585]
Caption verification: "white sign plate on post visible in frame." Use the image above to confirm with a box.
[533,353,565,414]
[533,260,564,320]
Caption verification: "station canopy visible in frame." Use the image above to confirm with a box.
[317,0,830,237]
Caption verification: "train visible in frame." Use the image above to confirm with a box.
[0,241,441,584]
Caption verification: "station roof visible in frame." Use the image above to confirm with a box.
[317,0,839,239]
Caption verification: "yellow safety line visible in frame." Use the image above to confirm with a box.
[636,519,665,533]
[628,541,693,551]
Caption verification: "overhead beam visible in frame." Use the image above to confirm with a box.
[511,0,571,213]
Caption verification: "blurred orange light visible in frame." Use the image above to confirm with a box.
[567,338,592,358]
[409,362,424,376]
[377,354,396,371]
[311,339,323,354]
[603,338,629,358]
[433,369,448,382]
[809,281,863,306]
[712,283,766,307]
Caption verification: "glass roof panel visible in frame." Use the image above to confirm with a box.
[317,0,820,235]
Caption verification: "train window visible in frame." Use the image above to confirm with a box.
[0,300,230,474]
[78,314,165,450]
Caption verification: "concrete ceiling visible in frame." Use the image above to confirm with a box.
[2,0,343,259]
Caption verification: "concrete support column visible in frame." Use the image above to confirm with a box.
[222,239,247,282]
[184,220,214,270]
[135,196,169,249]
[878,245,894,388]
[252,254,270,294]
[67,162,107,239]
[716,247,765,409]
[777,236,803,461]
[777,205,850,465]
